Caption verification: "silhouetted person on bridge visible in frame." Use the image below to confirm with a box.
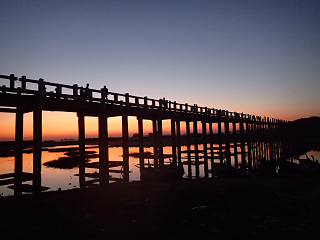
[85,84,90,97]
[79,86,85,97]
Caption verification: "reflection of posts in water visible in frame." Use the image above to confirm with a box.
[78,113,86,188]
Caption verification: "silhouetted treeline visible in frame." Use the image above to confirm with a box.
[281,116,320,156]
[285,116,320,142]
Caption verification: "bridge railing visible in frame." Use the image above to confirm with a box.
[0,74,283,124]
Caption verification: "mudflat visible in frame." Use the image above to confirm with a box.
[1,176,320,240]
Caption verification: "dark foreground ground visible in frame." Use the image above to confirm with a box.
[1,176,320,240]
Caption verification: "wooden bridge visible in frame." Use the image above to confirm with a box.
[0,74,286,194]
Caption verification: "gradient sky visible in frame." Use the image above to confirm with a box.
[0,0,319,140]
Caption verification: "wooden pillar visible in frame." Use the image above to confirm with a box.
[202,121,208,178]
[224,114,231,166]
[256,123,260,161]
[78,113,85,188]
[99,114,109,185]
[268,121,273,160]
[260,121,264,159]
[15,110,23,174]
[138,117,144,169]
[14,109,23,195]
[152,119,158,168]
[122,115,129,182]
[218,121,223,164]
[262,121,267,159]
[171,118,177,164]
[209,122,214,176]
[258,122,262,160]
[252,122,257,164]
[157,118,164,165]
[186,121,192,178]
[232,120,238,167]
[193,120,199,178]
[239,119,246,165]
[176,120,182,165]
[33,109,42,192]
[246,121,252,166]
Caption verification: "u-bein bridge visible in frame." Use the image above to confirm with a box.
[0,74,287,195]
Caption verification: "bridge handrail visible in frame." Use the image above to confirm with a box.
[0,73,282,123]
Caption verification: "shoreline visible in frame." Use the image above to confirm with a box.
[1,176,320,239]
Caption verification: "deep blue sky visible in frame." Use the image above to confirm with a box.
[1,0,319,120]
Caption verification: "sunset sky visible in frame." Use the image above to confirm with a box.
[0,1,319,141]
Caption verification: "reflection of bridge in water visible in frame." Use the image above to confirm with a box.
[0,74,287,195]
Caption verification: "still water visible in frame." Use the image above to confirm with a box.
[0,145,319,197]
[0,145,208,196]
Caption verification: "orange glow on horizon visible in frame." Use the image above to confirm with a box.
[1,109,318,142]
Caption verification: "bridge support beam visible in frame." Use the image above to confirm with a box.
[202,121,208,178]
[99,114,109,185]
[224,115,231,166]
[246,121,252,166]
[232,120,238,167]
[209,122,214,176]
[122,115,129,182]
[138,117,144,169]
[239,119,246,165]
[218,121,223,164]
[152,119,158,168]
[171,118,177,164]
[193,120,199,179]
[33,108,42,193]
[176,120,181,165]
[157,118,164,166]
[78,113,85,188]
[14,109,23,195]
[186,121,192,178]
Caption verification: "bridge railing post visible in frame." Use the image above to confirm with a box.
[39,78,45,102]
[159,99,163,113]
[125,93,130,111]
[9,74,16,90]
[101,86,108,109]
[55,85,62,99]
[144,97,148,112]
[20,76,26,91]
[73,84,78,104]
